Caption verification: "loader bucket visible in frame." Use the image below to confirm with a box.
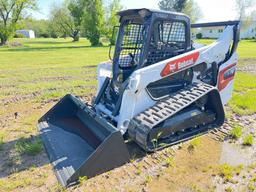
[37,94,130,187]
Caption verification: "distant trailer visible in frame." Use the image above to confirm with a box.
[16,30,35,38]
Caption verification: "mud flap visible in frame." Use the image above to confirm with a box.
[37,94,130,187]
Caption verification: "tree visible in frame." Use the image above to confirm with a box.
[82,0,105,46]
[236,0,255,20]
[235,0,256,29]
[0,0,36,45]
[158,0,202,23]
[182,0,202,23]
[158,0,187,12]
[68,0,87,41]
[49,3,79,41]
[106,0,123,45]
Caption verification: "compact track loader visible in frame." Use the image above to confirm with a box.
[38,9,240,186]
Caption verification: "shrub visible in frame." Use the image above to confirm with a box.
[230,126,242,139]
[51,34,58,39]
[0,26,15,45]
[39,33,50,38]
[196,33,202,39]
[14,33,26,38]
[243,134,254,146]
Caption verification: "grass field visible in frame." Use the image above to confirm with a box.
[0,38,106,102]
[0,38,256,191]
[196,39,256,59]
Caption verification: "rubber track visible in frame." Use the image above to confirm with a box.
[128,83,215,150]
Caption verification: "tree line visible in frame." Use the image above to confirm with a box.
[0,0,122,46]
[0,0,255,46]
[48,0,122,45]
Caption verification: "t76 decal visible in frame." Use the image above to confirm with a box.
[161,52,199,77]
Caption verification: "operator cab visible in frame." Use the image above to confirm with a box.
[112,9,191,83]
[100,9,192,115]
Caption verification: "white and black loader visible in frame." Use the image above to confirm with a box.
[38,9,240,186]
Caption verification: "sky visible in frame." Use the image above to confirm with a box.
[32,0,252,22]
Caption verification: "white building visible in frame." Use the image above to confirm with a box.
[199,26,225,39]
[198,21,256,39]
[16,30,35,38]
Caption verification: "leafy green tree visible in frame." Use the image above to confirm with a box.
[49,3,79,41]
[158,0,187,12]
[158,0,202,23]
[106,0,123,45]
[182,0,202,23]
[0,0,36,45]
[235,0,256,30]
[68,0,86,36]
[236,0,255,20]
[83,0,105,46]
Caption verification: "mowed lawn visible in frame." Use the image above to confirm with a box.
[0,38,109,102]
[0,38,255,191]
[0,38,255,113]
[196,39,256,59]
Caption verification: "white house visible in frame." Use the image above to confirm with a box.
[16,30,35,38]
[199,26,225,39]
[198,21,256,39]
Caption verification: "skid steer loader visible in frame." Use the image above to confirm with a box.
[38,9,240,186]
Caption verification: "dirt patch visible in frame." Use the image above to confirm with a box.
[0,92,255,192]
[238,58,256,66]
[238,58,256,73]
[67,143,178,192]
[0,106,255,192]
[37,76,73,82]
[148,137,221,192]
[238,64,256,74]
[220,114,256,167]
[1,92,40,106]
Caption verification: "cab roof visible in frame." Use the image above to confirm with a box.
[117,8,189,20]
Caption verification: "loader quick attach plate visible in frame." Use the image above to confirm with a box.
[128,83,225,151]
[37,94,130,187]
